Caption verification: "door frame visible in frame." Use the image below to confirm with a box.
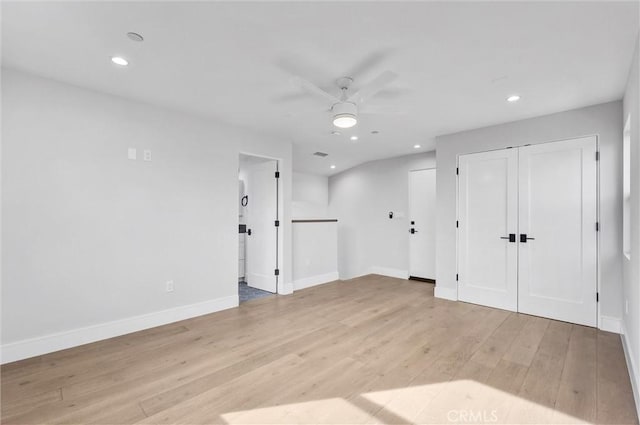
[408,167,437,282]
[238,151,284,294]
[454,135,601,328]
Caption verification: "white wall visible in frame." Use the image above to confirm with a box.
[435,101,624,326]
[292,222,338,290]
[292,172,328,218]
[1,69,293,362]
[291,172,337,289]
[329,151,436,279]
[622,34,640,415]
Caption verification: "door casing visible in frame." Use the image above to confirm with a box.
[239,152,284,294]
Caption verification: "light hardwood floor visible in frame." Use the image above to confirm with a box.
[1,275,638,424]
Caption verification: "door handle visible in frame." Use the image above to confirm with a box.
[520,233,535,243]
[409,228,418,234]
[247,229,252,236]
[500,234,516,243]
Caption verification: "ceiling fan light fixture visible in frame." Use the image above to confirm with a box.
[332,102,358,129]
[333,114,357,129]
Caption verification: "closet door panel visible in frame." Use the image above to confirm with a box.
[458,148,518,312]
[517,137,597,327]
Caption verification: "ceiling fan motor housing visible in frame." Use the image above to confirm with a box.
[332,101,357,117]
[331,102,358,128]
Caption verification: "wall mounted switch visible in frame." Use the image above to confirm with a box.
[128,148,137,160]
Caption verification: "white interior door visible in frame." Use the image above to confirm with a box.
[245,159,278,293]
[409,168,437,280]
[518,137,597,326]
[458,148,518,311]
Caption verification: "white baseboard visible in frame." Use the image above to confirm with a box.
[599,315,622,334]
[278,281,294,295]
[434,285,458,301]
[293,272,340,291]
[1,295,239,364]
[370,266,409,280]
[621,320,640,421]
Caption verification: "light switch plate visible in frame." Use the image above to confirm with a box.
[128,148,137,160]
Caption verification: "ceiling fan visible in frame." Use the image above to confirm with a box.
[289,71,398,129]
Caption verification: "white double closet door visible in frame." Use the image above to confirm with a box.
[458,136,598,327]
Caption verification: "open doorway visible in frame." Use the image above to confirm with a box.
[238,154,280,303]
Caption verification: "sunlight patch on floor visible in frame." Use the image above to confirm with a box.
[221,379,590,424]
[363,379,588,424]
[221,397,376,424]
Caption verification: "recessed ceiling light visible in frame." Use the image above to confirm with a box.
[507,94,521,102]
[126,32,144,42]
[330,165,336,169]
[111,56,129,66]
[331,131,341,136]
[350,136,358,141]
[414,144,421,149]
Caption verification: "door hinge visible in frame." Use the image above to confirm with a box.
[274,220,280,227]
[456,274,459,281]
[596,222,600,231]
[456,220,459,228]
[596,292,599,302]
[596,151,600,161]
[456,167,459,175]
[275,171,280,178]
[275,268,280,276]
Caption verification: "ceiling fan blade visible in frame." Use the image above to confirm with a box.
[360,110,407,116]
[373,87,411,100]
[276,56,333,86]
[291,76,341,104]
[271,92,310,104]
[345,48,395,80]
[347,71,398,105]
[360,104,407,115]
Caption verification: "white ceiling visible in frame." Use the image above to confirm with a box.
[3,1,638,176]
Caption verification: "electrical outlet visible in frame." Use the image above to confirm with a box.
[143,149,152,162]
[166,280,174,292]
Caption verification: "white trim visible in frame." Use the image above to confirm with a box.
[434,285,458,301]
[370,266,409,280]
[621,320,640,420]
[0,295,239,364]
[278,281,294,295]
[293,272,339,291]
[599,315,622,334]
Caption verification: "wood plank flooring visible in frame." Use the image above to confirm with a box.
[1,275,638,424]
